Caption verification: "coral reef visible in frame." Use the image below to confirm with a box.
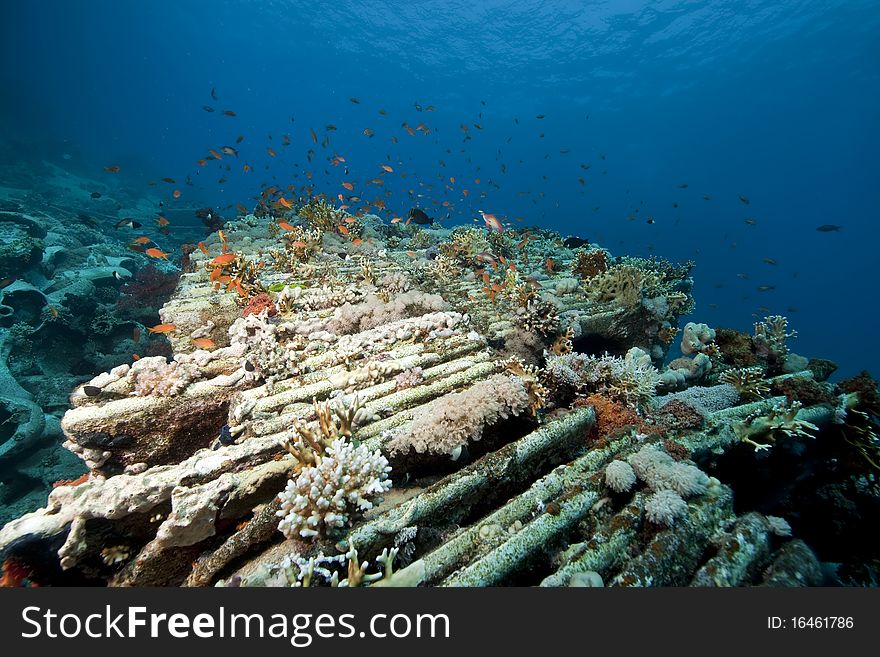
[0,194,875,590]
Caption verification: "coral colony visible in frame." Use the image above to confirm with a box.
[1,193,879,588]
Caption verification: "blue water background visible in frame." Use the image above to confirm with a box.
[2,0,877,376]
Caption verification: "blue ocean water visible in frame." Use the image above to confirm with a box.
[1,0,878,376]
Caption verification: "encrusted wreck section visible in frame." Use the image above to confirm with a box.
[1,209,875,587]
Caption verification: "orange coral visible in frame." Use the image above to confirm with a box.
[242,292,277,318]
[580,394,642,441]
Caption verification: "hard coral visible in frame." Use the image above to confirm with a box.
[242,292,277,318]
[276,437,391,539]
[719,366,770,400]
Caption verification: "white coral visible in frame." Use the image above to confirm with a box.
[128,356,199,396]
[276,438,392,540]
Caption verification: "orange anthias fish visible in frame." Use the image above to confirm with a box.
[156,216,170,226]
[381,165,393,172]
[148,323,177,334]
[266,147,277,157]
[337,225,350,236]
[243,164,251,172]
[145,248,169,259]
[212,253,237,265]
[341,181,355,191]
[277,197,293,209]
[208,149,223,160]
[172,189,182,199]
[480,211,504,233]
[277,221,295,231]
[133,236,151,245]
[191,337,216,349]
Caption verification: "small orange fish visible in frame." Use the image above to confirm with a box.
[218,229,228,252]
[390,216,402,224]
[236,203,248,214]
[243,164,251,172]
[405,251,417,258]
[222,110,236,117]
[277,197,292,209]
[342,181,354,191]
[311,128,317,144]
[369,178,384,185]
[337,225,350,235]
[450,176,455,184]
[172,190,181,199]
[191,337,216,349]
[145,247,169,259]
[352,238,364,246]
[156,216,170,226]
[47,305,59,318]
[381,165,394,172]
[343,217,358,223]
[148,323,177,334]
[363,128,375,137]
[208,149,223,160]
[277,221,295,231]
[197,241,209,255]
[132,354,140,361]
[196,159,207,166]
[267,147,277,157]
[133,236,151,244]
[212,253,237,265]
[104,165,120,173]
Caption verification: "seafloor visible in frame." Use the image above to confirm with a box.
[1,166,878,587]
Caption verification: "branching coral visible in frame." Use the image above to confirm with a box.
[734,400,819,451]
[544,347,660,409]
[276,437,391,539]
[719,366,769,400]
[502,357,547,416]
[281,395,378,470]
[441,227,492,267]
[753,315,796,368]
[387,374,530,458]
[517,298,560,338]
[296,197,345,232]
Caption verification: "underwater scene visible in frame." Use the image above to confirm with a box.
[0,1,878,588]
